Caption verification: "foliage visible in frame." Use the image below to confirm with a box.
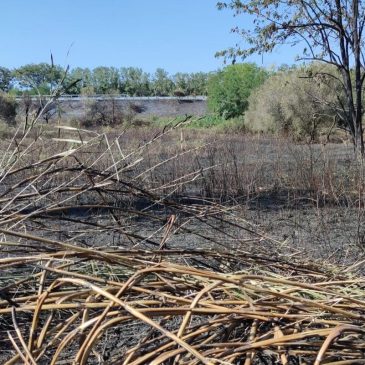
[188,72,210,95]
[119,67,151,96]
[152,68,174,96]
[171,72,209,96]
[217,0,365,152]
[92,66,120,94]
[8,63,210,97]
[66,67,93,94]
[173,73,191,96]
[245,64,342,140]
[207,63,268,119]
[189,114,227,128]
[13,63,63,93]
[146,114,245,132]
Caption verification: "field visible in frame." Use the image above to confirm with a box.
[1,116,365,364]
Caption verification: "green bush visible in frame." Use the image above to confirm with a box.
[207,63,268,119]
[189,115,226,128]
[245,64,342,140]
[188,115,245,132]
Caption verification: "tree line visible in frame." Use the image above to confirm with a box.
[0,64,210,96]
[0,60,358,143]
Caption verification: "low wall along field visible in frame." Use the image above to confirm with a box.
[16,96,208,122]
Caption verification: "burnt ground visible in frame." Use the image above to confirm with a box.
[1,133,365,363]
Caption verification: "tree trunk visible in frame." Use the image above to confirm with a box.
[352,0,364,155]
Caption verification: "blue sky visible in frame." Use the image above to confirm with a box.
[0,0,298,73]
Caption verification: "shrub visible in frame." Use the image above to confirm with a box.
[207,63,268,119]
[245,64,342,140]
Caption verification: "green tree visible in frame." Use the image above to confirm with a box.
[207,63,267,118]
[119,67,151,96]
[65,67,93,94]
[189,72,209,95]
[173,73,190,96]
[217,0,365,153]
[151,68,174,96]
[92,66,120,94]
[13,63,63,94]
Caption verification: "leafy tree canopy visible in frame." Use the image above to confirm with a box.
[13,63,63,93]
[9,63,210,97]
[208,63,268,118]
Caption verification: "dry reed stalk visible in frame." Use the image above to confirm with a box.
[1,249,365,364]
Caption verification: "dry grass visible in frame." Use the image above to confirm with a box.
[1,101,365,364]
[1,237,365,364]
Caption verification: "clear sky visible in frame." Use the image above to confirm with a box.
[0,0,298,73]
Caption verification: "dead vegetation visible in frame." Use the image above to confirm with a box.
[1,95,365,364]
[2,243,365,364]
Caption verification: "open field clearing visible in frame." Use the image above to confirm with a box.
[1,118,365,364]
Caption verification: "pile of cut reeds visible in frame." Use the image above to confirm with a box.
[0,245,365,364]
[1,100,365,364]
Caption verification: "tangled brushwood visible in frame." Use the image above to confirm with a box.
[0,95,365,364]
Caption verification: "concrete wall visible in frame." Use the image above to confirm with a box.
[17,96,208,121]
